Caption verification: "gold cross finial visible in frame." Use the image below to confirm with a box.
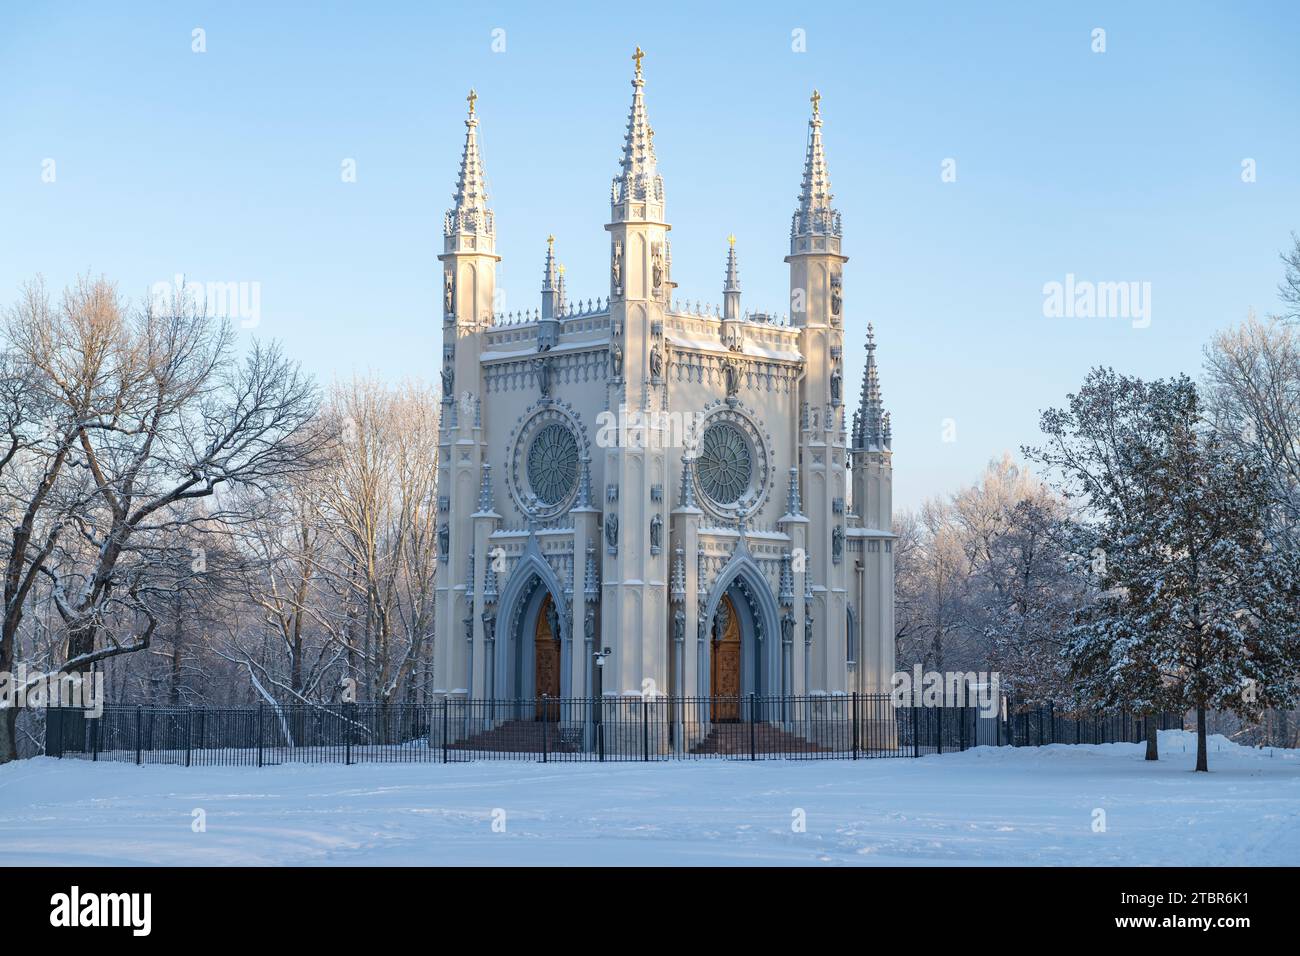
[727,233,736,248]
[467,88,478,115]
[810,89,821,115]
[547,234,554,247]
[633,46,645,76]
[558,264,565,275]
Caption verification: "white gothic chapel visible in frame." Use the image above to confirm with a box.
[433,50,895,722]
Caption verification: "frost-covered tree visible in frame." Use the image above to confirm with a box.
[1030,370,1300,770]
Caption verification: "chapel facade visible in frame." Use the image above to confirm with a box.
[433,51,895,716]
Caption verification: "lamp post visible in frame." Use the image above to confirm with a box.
[593,647,612,759]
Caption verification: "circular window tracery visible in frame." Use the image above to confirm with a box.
[697,421,752,505]
[526,422,579,506]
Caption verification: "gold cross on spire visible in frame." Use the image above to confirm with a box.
[467,88,478,115]
[727,233,736,248]
[558,264,565,275]
[632,46,645,77]
[810,89,821,115]
[547,234,554,247]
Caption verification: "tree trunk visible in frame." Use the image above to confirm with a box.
[1145,711,1158,760]
[1196,703,1208,771]
[0,707,17,764]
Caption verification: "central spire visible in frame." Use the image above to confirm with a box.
[611,46,664,220]
[445,88,494,248]
[791,88,840,243]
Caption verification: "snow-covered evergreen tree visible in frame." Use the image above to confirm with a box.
[1029,370,1300,770]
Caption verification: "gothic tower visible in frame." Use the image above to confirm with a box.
[788,90,850,692]
[435,89,499,697]
[602,48,671,695]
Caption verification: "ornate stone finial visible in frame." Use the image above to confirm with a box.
[467,88,478,115]
[679,455,698,509]
[810,88,820,116]
[482,561,498,603]
[584,541,600,601]
[779,550,794,607]
[465,551,475,598]
[854,323,888,450]
[671,548,686,602]
[478,463,494,512]
[576,455,593,508]
[786,466,803,516]
[632,45,645,78]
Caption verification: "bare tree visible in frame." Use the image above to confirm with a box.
[0,275,325,762]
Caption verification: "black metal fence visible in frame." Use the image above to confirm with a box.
[42,695,1179,767]
[1004,700,1183,747]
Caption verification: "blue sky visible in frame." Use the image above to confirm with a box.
[2,2,1297,511]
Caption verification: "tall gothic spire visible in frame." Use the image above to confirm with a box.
[723,234,741,293]
[542,235,557,291]
[722,234,741,320]
[791,89,840,241]
[854,323,889,450]
[611,46,664,216]
[445,88,494,243]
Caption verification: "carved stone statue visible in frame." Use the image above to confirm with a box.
[535,357,550,396]
[723,360,739,398]
[830,365,842,404]
[832,525,844,562]
[649,344,663,380]
[673,606,685,644]
[652,242,664,290]
[714,599,731,643]
[830,274,842,317]
[546,600,561,643]
[781,612,794,646]
[438,522,449,557]
[611,241,622,292]
[441,366,454,400]
[605,513,619,549]
[611,343,623,378]
[481,608,496,644]
[649,513,662,550]
[584,605,596,644]
[444,271,454,315]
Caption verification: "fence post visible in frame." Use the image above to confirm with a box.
[852,692,859,760]
[542,696,550,763]
[134,705,142,765]
[1049,701,1055,744]
[345,703,353,766]
[441,697,448,764]
[912,706,920,757]
[185,707,192,767]
[748,693,757,761]
[257,703,264,768]
[91,710,99,762]
[642,696,649,762]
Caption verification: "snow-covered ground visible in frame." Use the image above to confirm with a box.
[1,730,1296,866]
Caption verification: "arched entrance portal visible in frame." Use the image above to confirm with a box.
[494,545,571,719]
[702,556,781,722]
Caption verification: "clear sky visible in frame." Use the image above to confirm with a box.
[2,2,1297,511]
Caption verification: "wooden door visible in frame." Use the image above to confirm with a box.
[711,595,741,721]
[534,594,561,720]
